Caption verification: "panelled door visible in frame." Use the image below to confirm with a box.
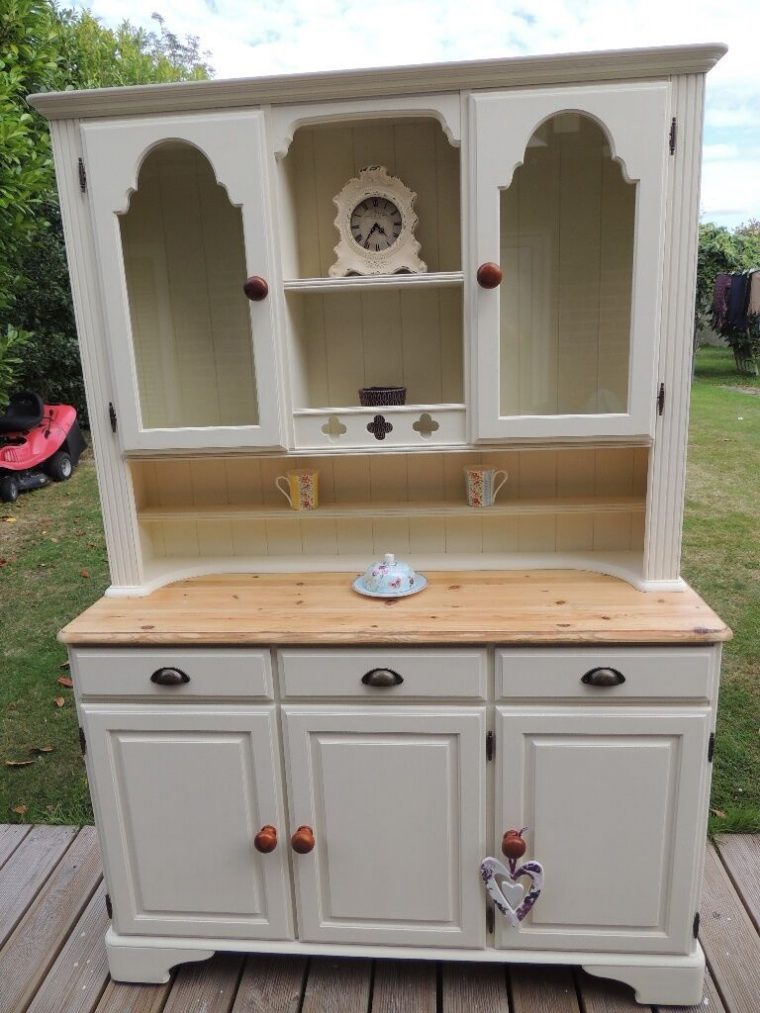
[494,706,710,953]
[82,111,283,451]
[283,706,486,948]
[470,83,670,440]
[82,705,292,940]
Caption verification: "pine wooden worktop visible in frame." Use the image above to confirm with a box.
[59,571,730,646]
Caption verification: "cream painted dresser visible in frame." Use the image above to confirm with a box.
[33,43,730,1004]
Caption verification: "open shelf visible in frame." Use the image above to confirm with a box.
[283,272,464,293]
[138,496,645,524]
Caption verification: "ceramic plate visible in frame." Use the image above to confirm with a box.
[352,575,428,598]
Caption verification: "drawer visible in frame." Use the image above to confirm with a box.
[72,648,273,699]
[496,647,717,701]
[278,649,487,698]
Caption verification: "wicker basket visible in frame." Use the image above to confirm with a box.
[358,386,407,407]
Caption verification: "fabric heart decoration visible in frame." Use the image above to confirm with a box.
[480,856,544,927]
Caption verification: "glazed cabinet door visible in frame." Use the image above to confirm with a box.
[494,707,710,953]
[81,705,292,940]
[81,112,283,451]
[283,706,486,947]
[470,83,669,440]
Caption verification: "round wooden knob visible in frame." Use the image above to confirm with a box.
[253,825,278,853]
[476,262,503,289]
[291,825,315,854]
[502,830,527,860]
[243,275,269,301]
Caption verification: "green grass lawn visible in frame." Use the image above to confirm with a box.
[1,348,759,831]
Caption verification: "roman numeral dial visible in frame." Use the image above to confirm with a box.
[350,196,403,252]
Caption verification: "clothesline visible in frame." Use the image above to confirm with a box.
[711,268,760,335]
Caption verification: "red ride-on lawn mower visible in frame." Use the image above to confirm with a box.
[0,391,86,503]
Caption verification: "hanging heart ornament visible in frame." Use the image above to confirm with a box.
[480,856,544,927]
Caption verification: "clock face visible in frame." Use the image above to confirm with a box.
[350,196,403,253]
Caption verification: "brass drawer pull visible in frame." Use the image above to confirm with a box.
[581,667,625,687]
[150,667,190,687]
[361,668,403,688]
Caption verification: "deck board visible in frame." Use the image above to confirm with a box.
[0,823,31,868]
[699,844,760,1013]
[0,827,757,1013]
[715,834,760,931]
[26,882,110,1013]
[0,826,101,1013]
[0,825,78,948]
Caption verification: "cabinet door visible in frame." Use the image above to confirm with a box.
[82,112,283,451]
[283,706,486,947]
[495,707,710,953]
[470,83,669,440]
[82,705,292,940]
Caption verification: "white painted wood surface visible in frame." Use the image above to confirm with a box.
[82,111,284,451]
[470,82,668,440]
[495,646,718,701]
[278,648,487,698]
[81,705,292,940]
[282,706,486,947]
[495,706,710,953]
[73,647,274,698]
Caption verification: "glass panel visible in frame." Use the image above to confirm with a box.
[120,141,259,430]
[499,113,634,417]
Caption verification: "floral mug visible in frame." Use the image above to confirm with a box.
[275,469,319,510]
[464,466,508,508]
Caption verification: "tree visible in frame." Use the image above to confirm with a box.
[0,2,212,412]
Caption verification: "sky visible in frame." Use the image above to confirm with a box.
[73,0,760,230]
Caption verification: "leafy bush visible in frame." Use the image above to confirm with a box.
[0,325,33,405]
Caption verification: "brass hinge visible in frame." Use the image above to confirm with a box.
[486,904,495,934]
[108,402,117,433]
[657,382,666,416]
[708,732,716,762]
[78,157,87,192]
[693,911,700,937]
[486,730,495,762]
[105,893,113,919]
[78,727,86,756]
[669,118,677,155]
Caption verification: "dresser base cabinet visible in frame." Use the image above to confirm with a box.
[69,630,724,1006]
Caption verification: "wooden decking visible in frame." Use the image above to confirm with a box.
[0,826,757,1012]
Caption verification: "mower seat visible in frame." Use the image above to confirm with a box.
[0,391,45,433]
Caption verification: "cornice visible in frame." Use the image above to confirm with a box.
[28,44,727,121]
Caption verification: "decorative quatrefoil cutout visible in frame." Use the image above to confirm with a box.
[412,412,440,438]
[321,415,347,440]
[480,856,544,927]
[367,414,393,441]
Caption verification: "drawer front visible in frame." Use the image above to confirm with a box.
[496,647,717,701]
[278,649,487,699]
[72,648,273,699]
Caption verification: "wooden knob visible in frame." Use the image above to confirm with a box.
[291,825,315,854]
[253,825,278,853]
[243,275,269,301]
[502,830,527,859]
[476,262,503,289]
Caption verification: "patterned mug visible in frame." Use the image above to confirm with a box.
[275,470,319,510]
[464,466,508,508]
